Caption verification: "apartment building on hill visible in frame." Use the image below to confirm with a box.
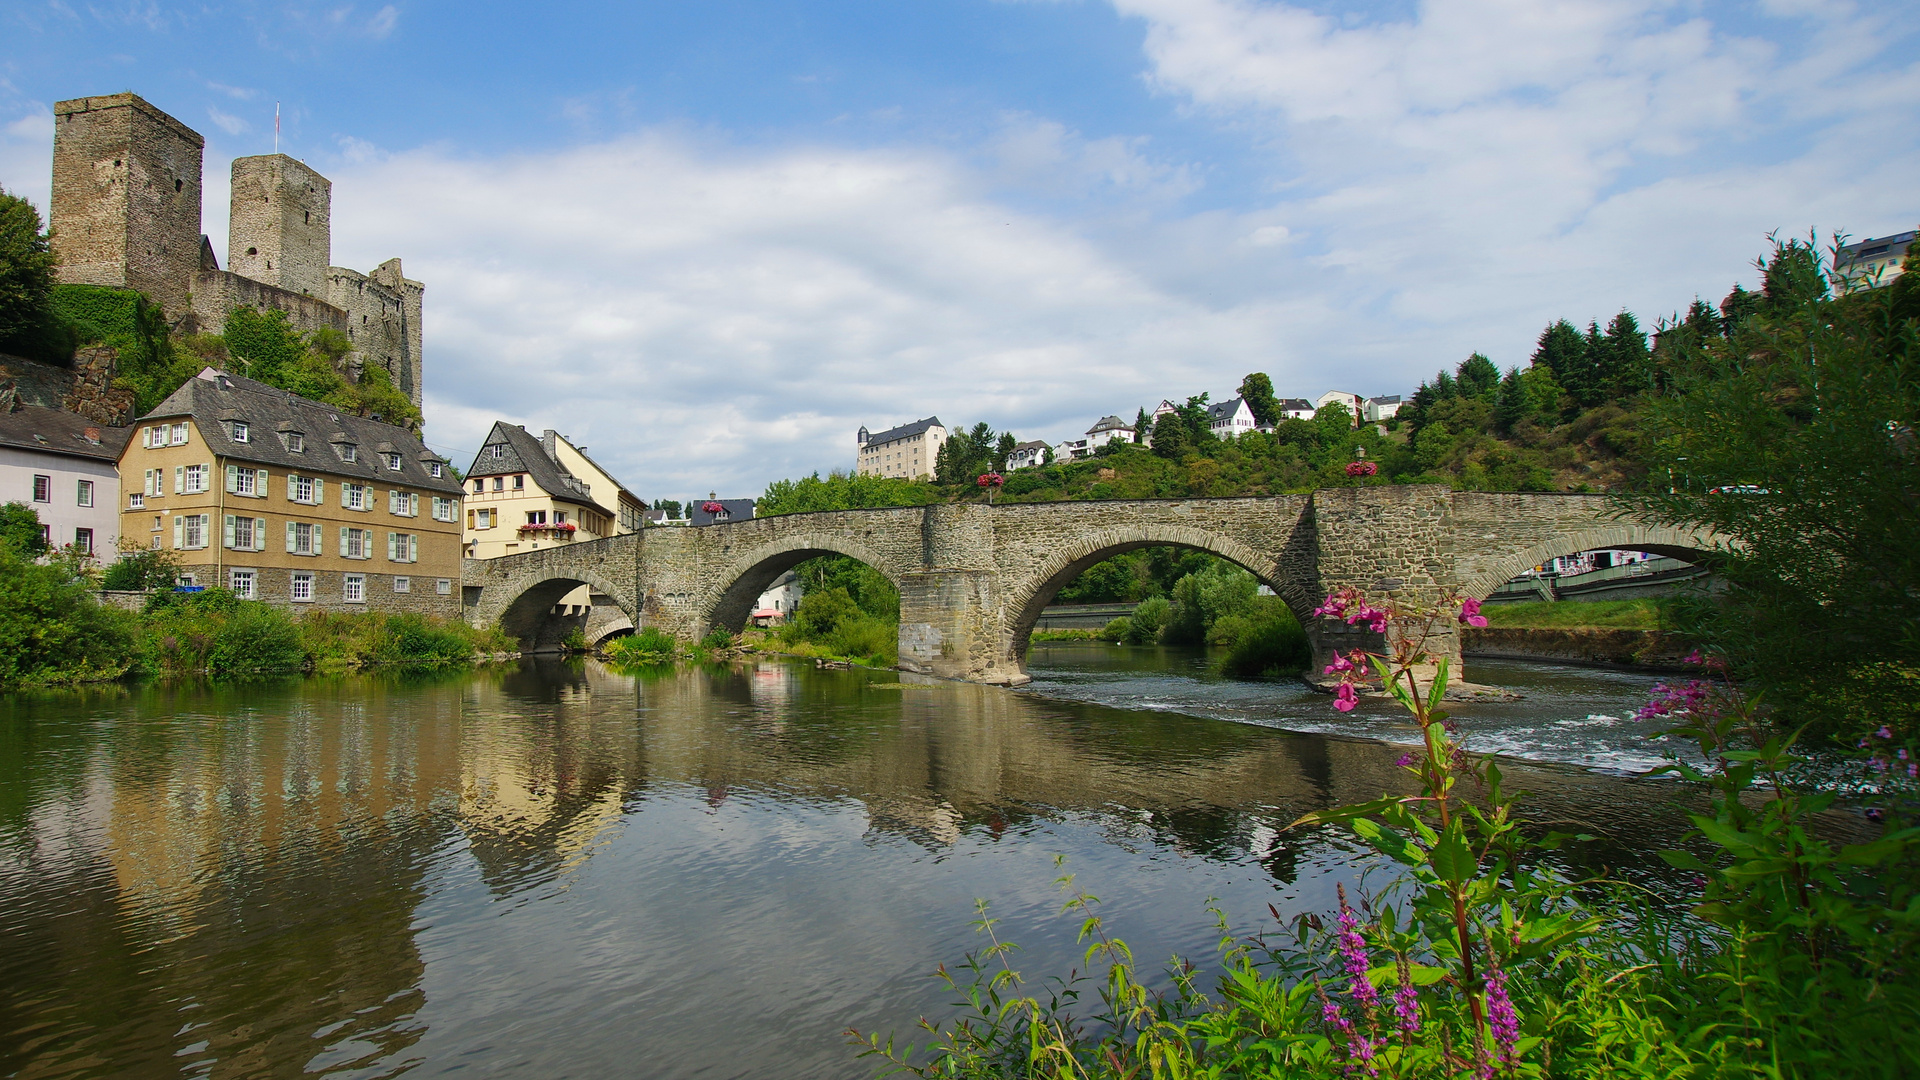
[115,369,463,612]
[856,417,944,480]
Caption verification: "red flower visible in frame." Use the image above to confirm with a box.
[1344,461,1378,477]
[702,501,725,513]
[976,473,1004,487]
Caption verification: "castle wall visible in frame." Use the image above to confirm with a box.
[328,259,423,407]
[50,94,205,319]
[190,270,350,339]
[227,155,331,298]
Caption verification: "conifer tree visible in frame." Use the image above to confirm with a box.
[1494,366,1528,434]
[1455,353,1500,399]
[1133,407,1150,443]
[1529,320,1586,407]
[1149,411,1191,459]
[1601,311,1651,395]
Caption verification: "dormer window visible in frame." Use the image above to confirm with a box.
[339,444,358,463]
[231,421,249,443]
[386,452,402,471]
[429,462,443,478]
[286,432,304,452]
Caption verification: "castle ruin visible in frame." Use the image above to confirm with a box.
[48,93,424,407]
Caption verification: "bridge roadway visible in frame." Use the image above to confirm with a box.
[460,485,1717,686]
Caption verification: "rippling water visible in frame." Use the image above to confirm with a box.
[1,655,1704,1079]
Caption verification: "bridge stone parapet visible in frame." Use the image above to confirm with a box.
[458,487,1722,684]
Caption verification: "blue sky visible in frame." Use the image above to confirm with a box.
[4,0,1917,500]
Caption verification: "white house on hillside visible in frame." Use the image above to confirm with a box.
[1007,440,1050,470]
[1279,398,1315,420]
[1207,397,1257,438]
[1365,395,1404,422]
[1085,415,1134,447]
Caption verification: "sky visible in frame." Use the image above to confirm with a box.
[3,0,1916,501]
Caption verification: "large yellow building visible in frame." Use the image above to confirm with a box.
[116,369,464,613]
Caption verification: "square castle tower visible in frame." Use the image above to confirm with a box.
[49,93,424,408]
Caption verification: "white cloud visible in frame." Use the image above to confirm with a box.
[0,107,54,216]
[325,134,1292,497]
[206,106,249,135]
[366,4,399,39]
[1106,0,1920,353]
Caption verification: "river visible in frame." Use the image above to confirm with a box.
[1,647,1696,1079]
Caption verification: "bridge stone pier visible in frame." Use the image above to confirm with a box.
[461,486,1718,685]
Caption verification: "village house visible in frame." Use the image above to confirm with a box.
[1279,398,1315,420]
[1206,397,1257,438]
[1365,395,1404,423]
[0,400,131,556]
[856,417,945,480]
[1006,440,1050,470]
[463,422,629,558]
[115,369,462,612]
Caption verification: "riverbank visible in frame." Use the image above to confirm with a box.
[1462,626,1698,670]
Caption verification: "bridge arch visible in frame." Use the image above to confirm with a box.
[1000,524,1312,663]
[1460,522,1724,602]
[476,566,637,652]
[700,534,911,635]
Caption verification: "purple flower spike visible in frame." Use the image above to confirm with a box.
[1393,954,1420,1036]
[1485,964,1520,1069]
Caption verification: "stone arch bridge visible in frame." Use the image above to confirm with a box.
[461,486,1717,685]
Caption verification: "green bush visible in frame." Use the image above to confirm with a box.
[0,547,137,687]
[604,627,679,664]
[205,602,306,675]
[1217,609,1312,678]
[700,626,735,650]
[100,548,180,591]
[1098,616,1131,643]
[1123,596,1170,644]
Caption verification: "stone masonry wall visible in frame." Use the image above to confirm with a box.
[228,155,332,298]
[50,94,205,320]
[460,489,1720,683]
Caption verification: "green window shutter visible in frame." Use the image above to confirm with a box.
[286,473,297,500]
[342,483,351,508]
[313,478,324,503]
[340,526,350,557]
[257,470,269,494]
[173,466,183,495]
[173,516,183,548]
[286,520,297,552]
[254,519,267,551]
[314,526,323,556]
[387,532,397,561]
[225,465,237,493]
[223,515,236,549]
[408,534,418,562]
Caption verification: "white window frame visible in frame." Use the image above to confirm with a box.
[342,527,369,560]
[129,492,144,509]
[387,532,418,563]
[288,520,318,556]
[170,423,189,446]
[291,571,314,602]
[432,496,456,522]
[76,479,93,507]
[339,444,358,464]
[393,576,411,593]
[436,579,453,595]
[231,421,250,443]
[176,514,209,550]
[386,452,403,471]
[343,573,366,603]
[429,462,444,479]
[343,483,369,511]
[228,568,256,599]
[287,432,305,452]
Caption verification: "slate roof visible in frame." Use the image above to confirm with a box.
[863,416,944,445]
[1368,395,1403,406]
[1086,415,1131,435]
[1010,439,1050,453]
[137,369,460,493]
[466,421,613,517]
[1279,398,1313,411]
[1206,397,1249,421]
[690,498,755,526]
[0,404,132,463]
[1837,230,1916,265]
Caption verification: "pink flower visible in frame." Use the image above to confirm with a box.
[1394,753,1415,768]
[1458,597,1489,628]
[1877,726,1894,739]
[1334,683,1359,712]
[1313,594,1349,619]
[1908,763,1917,778]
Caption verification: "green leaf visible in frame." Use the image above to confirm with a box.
[1369,655,1417,713]
[1658,849,1711,871]
[1427,658,1450,712]
[1430,828,1477,883]
[1351,817,1425,867]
